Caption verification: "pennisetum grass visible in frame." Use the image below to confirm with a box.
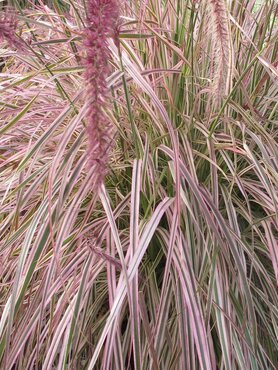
[84,0,119,186]
[0,1,277,369]
[0,8,24,50]
[203,0,233,105]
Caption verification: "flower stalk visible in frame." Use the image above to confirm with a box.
[84,0,119,185]
[0,8,23,50]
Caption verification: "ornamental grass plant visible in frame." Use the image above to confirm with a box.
[0,1,277,369]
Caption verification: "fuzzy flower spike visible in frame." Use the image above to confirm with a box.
[0,8,23,50]
[84,0,119,185]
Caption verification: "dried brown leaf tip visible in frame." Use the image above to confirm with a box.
[0,8,24,50]
[204,0,232,105]
[84,0,119,187]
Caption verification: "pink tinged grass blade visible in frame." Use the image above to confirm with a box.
[262,221,278,284]
[153,280,174,364]
[1,185,59,365]
[17,93,81,172]
[165,230,215,370]
[61,255,93,369]
[102,231,124,370]
[42,293,76,370]
[159,145,257,345]
[53,162,96,250]
[153,205,179,358]
[0,95,37,136]
[37,257,103,369]
[87,197,174,369]
[176,281,188,370]
[98,185,133,369]
[109,40,181,221]
[129,159,142,370]
[48,104,87,188]
[158,212,216,369]
[5,250,90,368]
[138,292,159,370]
[99,183,131,298]
[213,266,233,369]
[232,332,249,369]
[243,141,278,214]
[1,165,94,365]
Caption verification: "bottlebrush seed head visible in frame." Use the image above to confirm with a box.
[204,0,231,105]
[84,0,119,186]
[0,9,23,50]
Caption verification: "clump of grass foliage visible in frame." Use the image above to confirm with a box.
[0,0,277,369]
